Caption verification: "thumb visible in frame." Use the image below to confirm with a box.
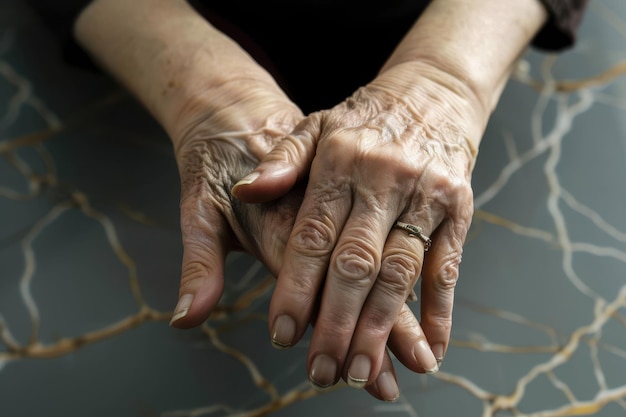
[230,117,319,203]
[169,197,228,329]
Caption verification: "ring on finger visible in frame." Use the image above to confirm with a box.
[394,221,432,252]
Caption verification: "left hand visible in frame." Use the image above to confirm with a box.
[232,62,481,389]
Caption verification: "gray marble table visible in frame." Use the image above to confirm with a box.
[1,1,625,416]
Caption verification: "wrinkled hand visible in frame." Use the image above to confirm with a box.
[168,95,435,401]
[232,64,479,389]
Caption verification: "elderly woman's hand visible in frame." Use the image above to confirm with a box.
[232,62,479,388]
[231,0,549,390]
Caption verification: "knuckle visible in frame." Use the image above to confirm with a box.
[379,252,419,298]
[441,175,470,198]
[283,278,318,307]
[315,311,356,340]
[289,182,348,255]
[179,261,210,294]
[360,304,400,336]
[433,255,461,291]
[331,241,379,289]
[311,179,351,206]
[179,230,221,289]
[426,314,453,334]
[425,166,473,204]
[423,301,453,331]
[449,179,473,205]
[290,216,336,255]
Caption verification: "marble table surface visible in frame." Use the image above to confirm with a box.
[1,1,625,416]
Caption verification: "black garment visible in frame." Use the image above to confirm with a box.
[536,0,589,50]
[27,0,590,112]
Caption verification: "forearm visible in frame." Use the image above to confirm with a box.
[378,0,548,151]
[74,0,293,143]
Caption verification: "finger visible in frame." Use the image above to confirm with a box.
[387,303,438,374]
[364,347,400,402]
[231,117,321,203]
[344,222,438,388]
[240,185,305,276]
[306,195,398,389]
[420,214,470,366]
[169,196,228,329]
[267,158,352,352]
[364,303,431,401]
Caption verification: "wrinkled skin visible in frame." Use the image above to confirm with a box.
[233,66,478,389]
[173,115,437,401]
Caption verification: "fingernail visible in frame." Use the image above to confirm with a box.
[271,315,296,349]
[375,371,399,402]
[309,354,337,389]
[347,354,371,388]
[231,172,260,194]
[169,294,193,325]
[431,343,445,368]
[416,340,439,374]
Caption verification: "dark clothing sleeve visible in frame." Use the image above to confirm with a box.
[26,0,97,70]
[533,0,590,51]
[26,0,590,79]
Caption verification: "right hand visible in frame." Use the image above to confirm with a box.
[231,65,478,389]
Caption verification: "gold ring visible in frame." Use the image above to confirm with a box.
[394,221,432,251]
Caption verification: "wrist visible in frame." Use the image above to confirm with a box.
[380,0,547,121]
[74,0,294,141]
[170,79,302,152]
[372,61,487,157]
